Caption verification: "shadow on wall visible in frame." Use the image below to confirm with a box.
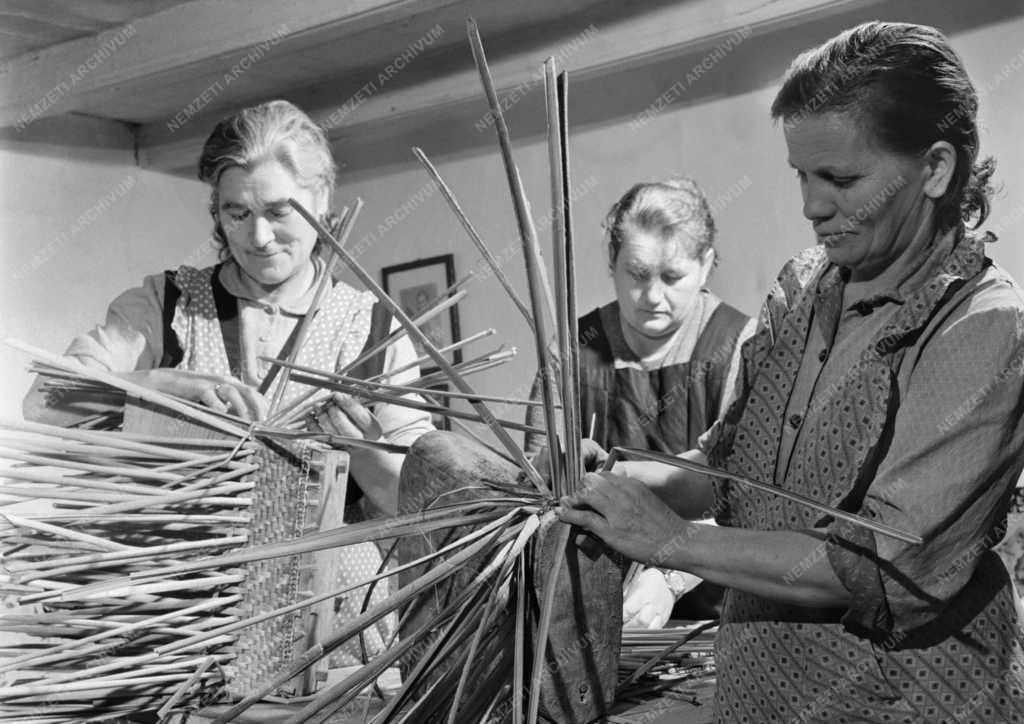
[0,113,138,167]
[331,0,1024,178]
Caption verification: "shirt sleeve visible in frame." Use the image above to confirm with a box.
[717,316,758,419]
[826,290,1024,636]
[703,295,777,524]
[64,274,167,371]
[373,318,435,447]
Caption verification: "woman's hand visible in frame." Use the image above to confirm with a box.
[532,438,610,482]
[556,471,688,564]
[124,369,268,421]
[622,568,675,629]
[310,392,383,441]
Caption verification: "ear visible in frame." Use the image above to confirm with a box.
[921,141,957,200]
[607,241,617,275]
[313,186,331,217]
[697,247,716,286]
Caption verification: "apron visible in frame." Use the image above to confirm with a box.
[163,263,396,667]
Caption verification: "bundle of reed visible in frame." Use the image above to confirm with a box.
[1,367,554,722]
[0,417,254,722]
[618,623,718,687]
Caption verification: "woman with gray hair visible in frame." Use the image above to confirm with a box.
[24,99,433,664]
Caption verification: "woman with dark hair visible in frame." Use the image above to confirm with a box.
[559,22,1024,721]
[525,176,754,627]
[23,99,433,664]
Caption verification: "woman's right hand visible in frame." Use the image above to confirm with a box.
[532,438,610,481]
[123,369,269,421]
[622,568,676,629]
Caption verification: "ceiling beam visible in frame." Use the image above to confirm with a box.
[136,0,884,174]
[0,0,464,129]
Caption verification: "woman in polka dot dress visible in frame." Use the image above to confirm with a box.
[559,23,1024,723]
[23,100,434,666]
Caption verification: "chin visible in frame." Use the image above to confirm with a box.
[638,322,676,338]
[822,243,858,266]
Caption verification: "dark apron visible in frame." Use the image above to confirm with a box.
[578,302,747,454]
[577,301,748,620]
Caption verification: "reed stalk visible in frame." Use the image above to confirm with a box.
[8,340,249,438]
[268,284,468,427]
[412,147,535,332]
[603,447,923,544]
[288,198,549,495]
[212,521,512,722]
[365,327,496,383]
[267,204,355,415]
[287,372,545,436]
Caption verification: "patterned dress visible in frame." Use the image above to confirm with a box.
[704,230,1024,722]
[66,260,434,667]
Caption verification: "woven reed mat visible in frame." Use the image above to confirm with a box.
[124,400,352,701]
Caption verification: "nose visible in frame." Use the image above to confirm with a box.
[640,279,664,307]
[251,216,274,248]
[801,178,835,224]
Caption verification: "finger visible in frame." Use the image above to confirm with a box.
[622,591,642,619]
[554,504,607,536]
[580,439,608,471]
[331,393,381,438]
[198,386,228,413]
[622,609,643,629]
[325,404,359,437]
[306,407,324,432]
[216,385,250,420]
[568,475,619,515]
[646,610,667,630]
[232,385,269,421]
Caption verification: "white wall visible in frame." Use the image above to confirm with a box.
[332,7,1024,445]
[3,3,1022,445]
[0,115,210,418]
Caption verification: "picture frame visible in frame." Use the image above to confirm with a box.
[382,254,461,432]
[381,254,462,367]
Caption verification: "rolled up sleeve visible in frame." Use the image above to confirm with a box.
[826,298,1024,636]
[373,323,435,447]
[65,274,166,372]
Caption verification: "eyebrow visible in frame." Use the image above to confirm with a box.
[788,161,854,176]
[219,198,290,211]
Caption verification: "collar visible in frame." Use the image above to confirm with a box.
[603,290,715,368]
[813,226,967,338]
[840,225,962,313]
[217,257,326,315]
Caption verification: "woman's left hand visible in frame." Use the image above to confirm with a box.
[310,392,383,441]
[556,471,688,565]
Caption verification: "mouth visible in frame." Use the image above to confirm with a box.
[816,230,850,248]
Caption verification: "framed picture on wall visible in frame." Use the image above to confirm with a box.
[381,253,463,371]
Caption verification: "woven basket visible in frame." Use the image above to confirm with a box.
[222,438,349,698]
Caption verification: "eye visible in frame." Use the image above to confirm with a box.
[267,207,292,220]
[628,269,649,282]
[662,274,683,285]
[830,176,858,189]
[225,208,250,222]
